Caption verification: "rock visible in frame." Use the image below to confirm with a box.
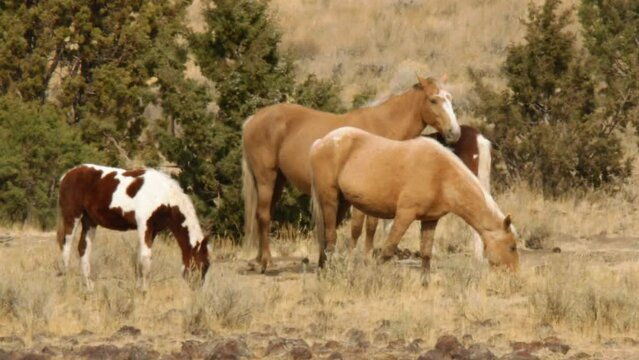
[289,345,313,360]
[17,353,49,360]
[265,338,309,357]
[500,350,539,360]
[567,352,591,359]
[181,340,207,358]
[114,325,142,337]
[323,340,342,351]
[345,328,370,349]
[417,349,448,360]
[435,334,469,358]
[542,336,570,354]
[327,352,343,360]
[467,344,497,360]
[123,345,160,360]
[79,345,123,360]
[205,338,250,360]
[510,341,543,354]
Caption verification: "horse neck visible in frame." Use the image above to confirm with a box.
[168,215,202,264]
[447,173,504,237]
[348,90,425,139]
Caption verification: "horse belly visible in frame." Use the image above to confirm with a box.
[338,170,398,219]
[86,206,138,231]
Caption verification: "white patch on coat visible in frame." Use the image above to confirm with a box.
[81,164,205,248]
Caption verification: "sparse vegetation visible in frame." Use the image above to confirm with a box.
[1,0,639,357]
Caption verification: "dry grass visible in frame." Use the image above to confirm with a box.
[270,0,579,108]
[2,180,639,355]
[1,0,637,357]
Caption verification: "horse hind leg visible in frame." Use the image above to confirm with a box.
[58,216,81,275]
[364,215,379,255]
[137,225,154,292]
[77,218,96,291]
[254,170,280,273]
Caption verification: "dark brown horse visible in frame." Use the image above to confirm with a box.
[310,127,518,283]
[57,164,210,291]
[350,125,492,259]
[242,76,461,272]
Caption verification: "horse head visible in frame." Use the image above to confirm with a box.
[183,235,211,285]
[483,214,520,271]
[414,75,461,143]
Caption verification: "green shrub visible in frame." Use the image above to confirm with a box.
[471,0,631,195]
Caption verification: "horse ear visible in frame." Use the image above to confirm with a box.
[414,73,425,89]
[503,214,512,230]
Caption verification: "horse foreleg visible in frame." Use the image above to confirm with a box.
[364,215,379,255]
[350,207,365,251]
[77,219,96,291]
[472,230,484,260]
[419,220,438,287]
[379,211,414,263]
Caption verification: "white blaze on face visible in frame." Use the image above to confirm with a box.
[438,90,461,142]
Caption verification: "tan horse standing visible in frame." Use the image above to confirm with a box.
[350,125,493,259]
[310,127,519,280]
[242,76,461,272]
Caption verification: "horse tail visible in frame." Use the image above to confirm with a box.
[56,171,70,250]
[242,146,259,247]
[476,134,492,192]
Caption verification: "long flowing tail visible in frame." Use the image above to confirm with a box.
[477,134,492,192]
[242,152,259,247]
[55,196,65,250]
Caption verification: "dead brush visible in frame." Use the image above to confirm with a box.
[318,251,419,298]
[186,270,257,333]
[529,258,639,334]
[0,275,54,336]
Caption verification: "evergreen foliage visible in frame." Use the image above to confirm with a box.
[471,0,631,195]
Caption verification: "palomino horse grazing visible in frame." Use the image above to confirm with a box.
[243,76,461,272]
[350,125,492,259]
[57,164,210,291]
[310,127,518,280]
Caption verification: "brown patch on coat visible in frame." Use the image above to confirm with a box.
[123,169,145,177]
[427,125,480,175]
[58,166,137,235]
[126,177,144,198]
[146,204,189,249]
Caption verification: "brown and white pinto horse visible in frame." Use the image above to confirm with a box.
[57,164,210,291]
[310,127,518,282]
[350,125,492,260]
[242,76,461,272]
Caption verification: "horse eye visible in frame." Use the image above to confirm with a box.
[510,244,517,252]
[429,99,437,105]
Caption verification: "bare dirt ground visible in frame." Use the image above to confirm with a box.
[1,203,639,360]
